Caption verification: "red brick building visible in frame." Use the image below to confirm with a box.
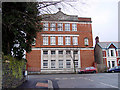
[26,9,95,73]
[94,36,120,69]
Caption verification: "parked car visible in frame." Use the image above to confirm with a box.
[78,67,97,74]
[107,66,120,73]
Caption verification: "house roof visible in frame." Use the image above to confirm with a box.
[97,42,120,49]
[41,10,92,22]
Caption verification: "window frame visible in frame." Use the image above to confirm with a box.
[73,36,78,45]
[43,23,48,31]
[50,36,56,45]
[66,60,71,68]
[58,36,63,45]
[59,60,63,68]
[51,60,56,68]
[43,60,48,68]
[43,36,48,45]
[50,23,56,31]
[65,23,70,31]
[72,23,77,31]
[65,36,71,45]
[84,38,89,46]
[58,23,63,31]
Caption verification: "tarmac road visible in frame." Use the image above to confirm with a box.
[18,73,119,89]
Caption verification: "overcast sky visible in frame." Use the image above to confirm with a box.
[39,0,119,46]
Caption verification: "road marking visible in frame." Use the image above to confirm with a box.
[99,82,118,88]
[62,78,68,80]
[71,77,75,79]
[55,78,60,80]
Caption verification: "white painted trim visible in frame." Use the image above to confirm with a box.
[41,34,79,37]
[32,48,41,50]
[32,47,94,50]
[41,21,91,24]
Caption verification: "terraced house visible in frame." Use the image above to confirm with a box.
[26,8,95,73]
[94,36,120,69]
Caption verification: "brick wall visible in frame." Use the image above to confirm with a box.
[80,50,94,68]
[26,50,41,72]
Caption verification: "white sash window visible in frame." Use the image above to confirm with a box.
[58,36,63,45]
[58,23,63,31]
[43,37,48,45]
[73,36,78,45]
[43,23,48,31]
[65,36,71,45]
[50,36,56,45]
[72,23,77,31]
[50,23,56,31]
[65,23,70,31]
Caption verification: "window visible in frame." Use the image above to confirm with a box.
[73,37,78,45]
[58,36,63,45]
[65,23,70,31]
[43,23,48,31]
[50,36,56,45]
[59,51,63,54]
[74,60,78,68]
[65,36,71,45]
[43,37,48,45]
[51,51,55,54]
[66,50,71,54]
[73,51,78,54]
[111,50,114,56]
[51,60,56,68]
[43,51,48,54]
[108,61,111,68]
[59,60,63,68]
[84,38,89,46]
[32,38,36,46]
[43,60,48,68]
[118,51,120,57]
[66,60,71,68]
[58,23,63,31]
[50,23,56,31]
[72,23,77,31]
[112,61,115,67]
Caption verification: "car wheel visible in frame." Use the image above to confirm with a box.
[112,71,115,73]
[81,71,84,74]
[93,70,96,73]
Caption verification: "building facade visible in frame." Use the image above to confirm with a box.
[94,36,120,69]
[26,9,95,73]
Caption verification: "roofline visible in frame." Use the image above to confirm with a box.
[107,43,117,49]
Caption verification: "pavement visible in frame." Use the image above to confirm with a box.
[18,79,53,89]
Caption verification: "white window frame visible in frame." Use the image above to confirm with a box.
[65,23,70,31]
[43,51,48,54]
[84,38,89,46]
[109,48,116,57]
[66,60,71,68]
[58,23,63,31]
[74,60,78,68]
[73,36,78,45]
[43,36,48,45]
[72,23,77,31]
[58,36,63,45]
[50,23,56,31]
[51,60,56,68]
[43,60,48,68]
[50,36,56,45]
[43,23,48,31]
[59,60,63,68]
[65,36,71,45]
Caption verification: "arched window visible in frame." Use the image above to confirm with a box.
[84,38,89,46]
[32,38,36,46]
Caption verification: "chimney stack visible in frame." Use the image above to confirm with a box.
[95,36,99,44]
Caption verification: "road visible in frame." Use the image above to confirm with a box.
[19,73,119,89]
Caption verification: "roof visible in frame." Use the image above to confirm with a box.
[41,10,92,22]
[97,42,120,49]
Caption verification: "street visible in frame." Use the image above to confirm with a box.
[19,73,119,89]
